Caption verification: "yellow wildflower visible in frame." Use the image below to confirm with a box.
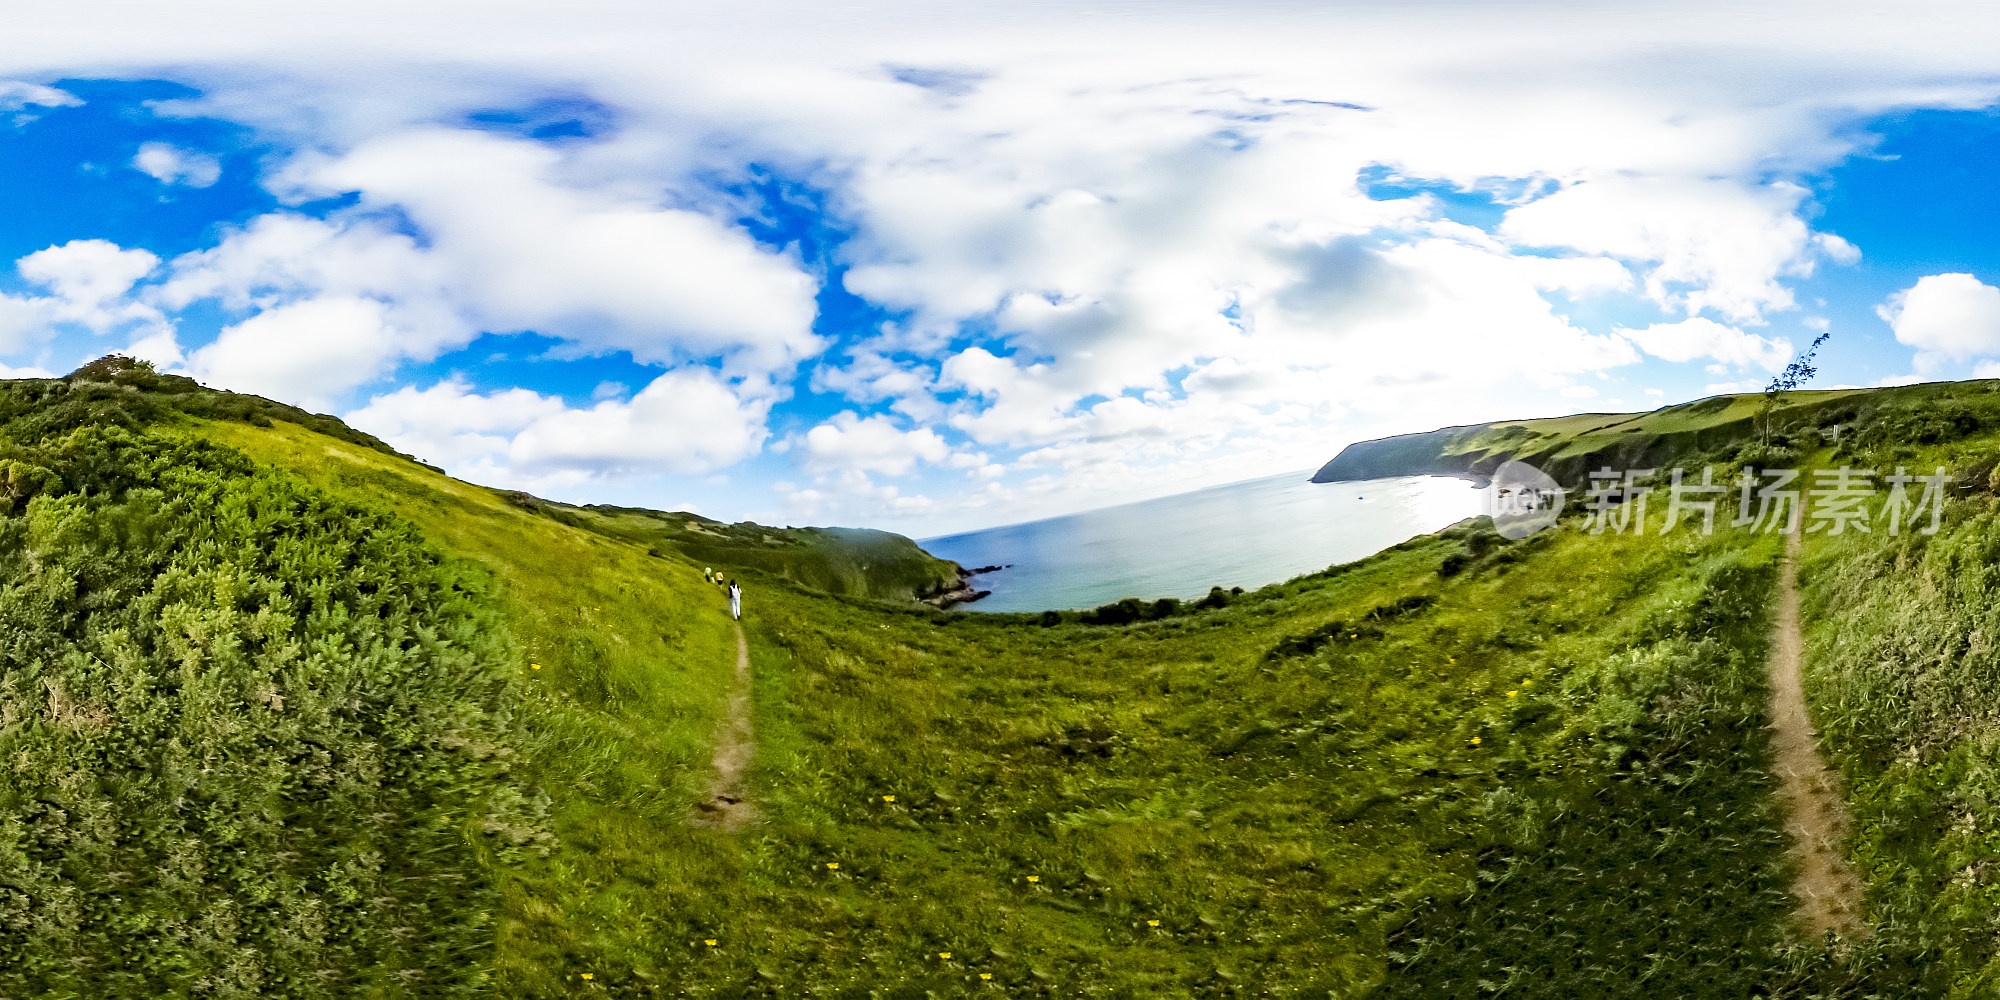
[581,973,594,981]
[1026,875,1039,883]
[1506,690,1517,698]
[532,664,542,670]
[827,862,839,870]
[883,795,896,802]
[704,939,717,947]
[1147,919,1160,927]
[981,973,994,980]
[940,952,953,960]
[1471,737,1482,745]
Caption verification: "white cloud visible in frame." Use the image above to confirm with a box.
[799,411,950,477]
[1499,178,1847,323]
[186,296,402,410]
[133,142,222,187]
[0,81,78,114]
[160,213,472,401]
[0,240,169,359]
[19,239,162,331]
[0,295,55,355]
[345,378,568,469]
[149,129,827,415]
[348,369,775,488]
[1618,317,1792,371]
[1877,273,2000,374]
[284,129,821,375]
[510,369,773,477]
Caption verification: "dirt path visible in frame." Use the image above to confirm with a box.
[1767,531,1866,938]
[691,622,756,831]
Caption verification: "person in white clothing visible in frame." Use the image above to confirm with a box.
[728,581,741,620]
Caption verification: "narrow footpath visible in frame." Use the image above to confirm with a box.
[1767,531,1866,938]
[692,623,756,831]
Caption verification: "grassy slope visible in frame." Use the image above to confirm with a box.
[1311,375,2000,994]
[559,505,963,603]
[1796,407,2000,999]
[1315,385,1885,484]
[185,417,743,994]
[180,411,1920,997]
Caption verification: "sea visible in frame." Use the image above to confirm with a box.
[920,471,1486,613]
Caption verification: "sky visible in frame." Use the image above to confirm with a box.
[6,4,2000,535]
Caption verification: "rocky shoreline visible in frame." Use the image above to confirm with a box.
[920,562,1009,609]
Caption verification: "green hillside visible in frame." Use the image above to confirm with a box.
[1311,382,1965,486]
[8,363,2000,995]
[551,503,965,604]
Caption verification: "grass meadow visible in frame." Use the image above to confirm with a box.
[10,366,2000,995]
[198,410,1927,997]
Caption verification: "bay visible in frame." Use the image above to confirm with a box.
[920,471,1485,613]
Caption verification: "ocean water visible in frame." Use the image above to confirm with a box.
[920,471,1485,613]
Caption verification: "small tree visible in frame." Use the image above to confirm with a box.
[1760,332,1830,441]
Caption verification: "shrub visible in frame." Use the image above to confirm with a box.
[1080,597,1145,625]
[1438,549,1473,577]
[0,423,528,997]
[1733,439,1799,469]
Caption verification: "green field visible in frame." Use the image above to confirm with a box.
[6,363,2000,995]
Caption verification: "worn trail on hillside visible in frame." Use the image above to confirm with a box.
[692,623,756,831]
[1768,531,1866,938]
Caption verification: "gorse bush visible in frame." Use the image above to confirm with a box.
[0,422,526,998]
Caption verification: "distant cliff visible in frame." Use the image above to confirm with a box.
[1311,423,1495,483]
[1310,384,1939,488]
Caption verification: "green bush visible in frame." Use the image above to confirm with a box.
[1080,597,1145,625]
[0,423,526,998]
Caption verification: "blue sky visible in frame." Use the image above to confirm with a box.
[8,5,2000,536]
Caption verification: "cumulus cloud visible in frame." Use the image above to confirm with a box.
[152,128,825,411]
[162,215,467,403]
[133,142,222,187]
[185,296,404,410]
[0,240,169,358]
[19,239,162,330]
[1878,273,2000,374]
[1499,178,1851,323]
[1618,317,1792,371]
[348,369,774,488]
[284,129,820,375]
[799,411,950,477]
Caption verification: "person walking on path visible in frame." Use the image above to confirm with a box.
[728,581,742,620]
